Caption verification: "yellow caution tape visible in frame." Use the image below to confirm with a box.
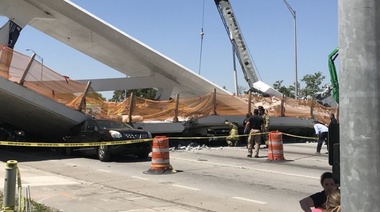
[281,132,318,140]
[0,131,319,147]
[169,132,267,140]
[0,138,153,147]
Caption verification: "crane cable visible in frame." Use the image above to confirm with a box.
[198,0,206,75]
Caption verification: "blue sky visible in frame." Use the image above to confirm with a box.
[1,0,337,98]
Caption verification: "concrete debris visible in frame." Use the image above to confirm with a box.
[169,143,221,151]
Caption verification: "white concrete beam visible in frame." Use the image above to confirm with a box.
[0,0,54,27]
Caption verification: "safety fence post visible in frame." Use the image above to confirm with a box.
[2,160,18,212]
[144,136,176,174]
[310,97,314,119]
[247,90,252,114]
[280,94,285,117]
[267,132,285,161]
[212,89,217,115]
[173,93,179,122]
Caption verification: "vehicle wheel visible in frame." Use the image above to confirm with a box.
[136,152,150,159]
[98,145,111,162]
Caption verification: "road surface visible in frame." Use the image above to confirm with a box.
[0,142,331,212]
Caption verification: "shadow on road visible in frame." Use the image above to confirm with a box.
[0,146,151,163]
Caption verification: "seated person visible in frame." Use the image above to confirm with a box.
[299,172,337,212]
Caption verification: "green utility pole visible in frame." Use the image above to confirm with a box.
[2,160,18,212]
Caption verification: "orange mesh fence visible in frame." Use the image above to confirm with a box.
[0,46,337,125]
[0,46,87,106]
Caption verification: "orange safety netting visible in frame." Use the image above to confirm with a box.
[0,46,337,125]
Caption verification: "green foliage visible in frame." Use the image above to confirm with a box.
[31,200,61,212]
[109,89,157,102]
[93,92,106,101]
[0,191,60,212]
[109,90,126,102]
[273,72,326,98]
[300,72,325,97]
[273,80,294,98]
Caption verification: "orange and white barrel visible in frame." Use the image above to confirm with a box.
[146,136,175,174]
[268,131,285,161]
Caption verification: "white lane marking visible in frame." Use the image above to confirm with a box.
[173,157,319,180]
[97,169,111,173]
[252,168,319,179]
[131,176,150,181]
[233,197,267,205]
[172,184,200,191]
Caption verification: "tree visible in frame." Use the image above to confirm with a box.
[129,88,157,100]
[273,80,295,98]
[273,72,326,99]
[109,90,126,102]
[109,88,157,102]
[88,92,106,101]
[300,72,325,98]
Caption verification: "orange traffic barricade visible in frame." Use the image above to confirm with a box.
[145,136,176,174]
[268,131,285,161]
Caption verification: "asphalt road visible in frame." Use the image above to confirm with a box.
[0,141,331,212]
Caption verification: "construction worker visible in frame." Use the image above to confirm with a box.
[258,106,269,148]
[245,109,264,158]
[243,112,252,147]
[224,120,239,146]
[313,121,329,154]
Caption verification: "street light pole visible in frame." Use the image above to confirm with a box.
[26,49,43,63]
[26,48,44,81]
[283,0,298,99]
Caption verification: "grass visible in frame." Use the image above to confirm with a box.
[0,190,61,212]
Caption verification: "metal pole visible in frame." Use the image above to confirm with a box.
[233,46,239,95]
[77,81,92,111]
[128,92,135,124]
[280,94,285,117]
[212,88,217,115]
[173,93,179,122]
[283,0,298,99]
[2,160,18,211]
[26,49,44,81]
[339,0,380,211]
[309,97,314,119]
[247,90,252,114]
[293,11,298,99]
[18,53,36,85]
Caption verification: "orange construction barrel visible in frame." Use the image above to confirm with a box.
[268,131,285,161]
[144,136,176,174]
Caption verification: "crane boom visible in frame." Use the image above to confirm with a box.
[214,0,282,97]
[328,48,339,103]
[215,0,258,85]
